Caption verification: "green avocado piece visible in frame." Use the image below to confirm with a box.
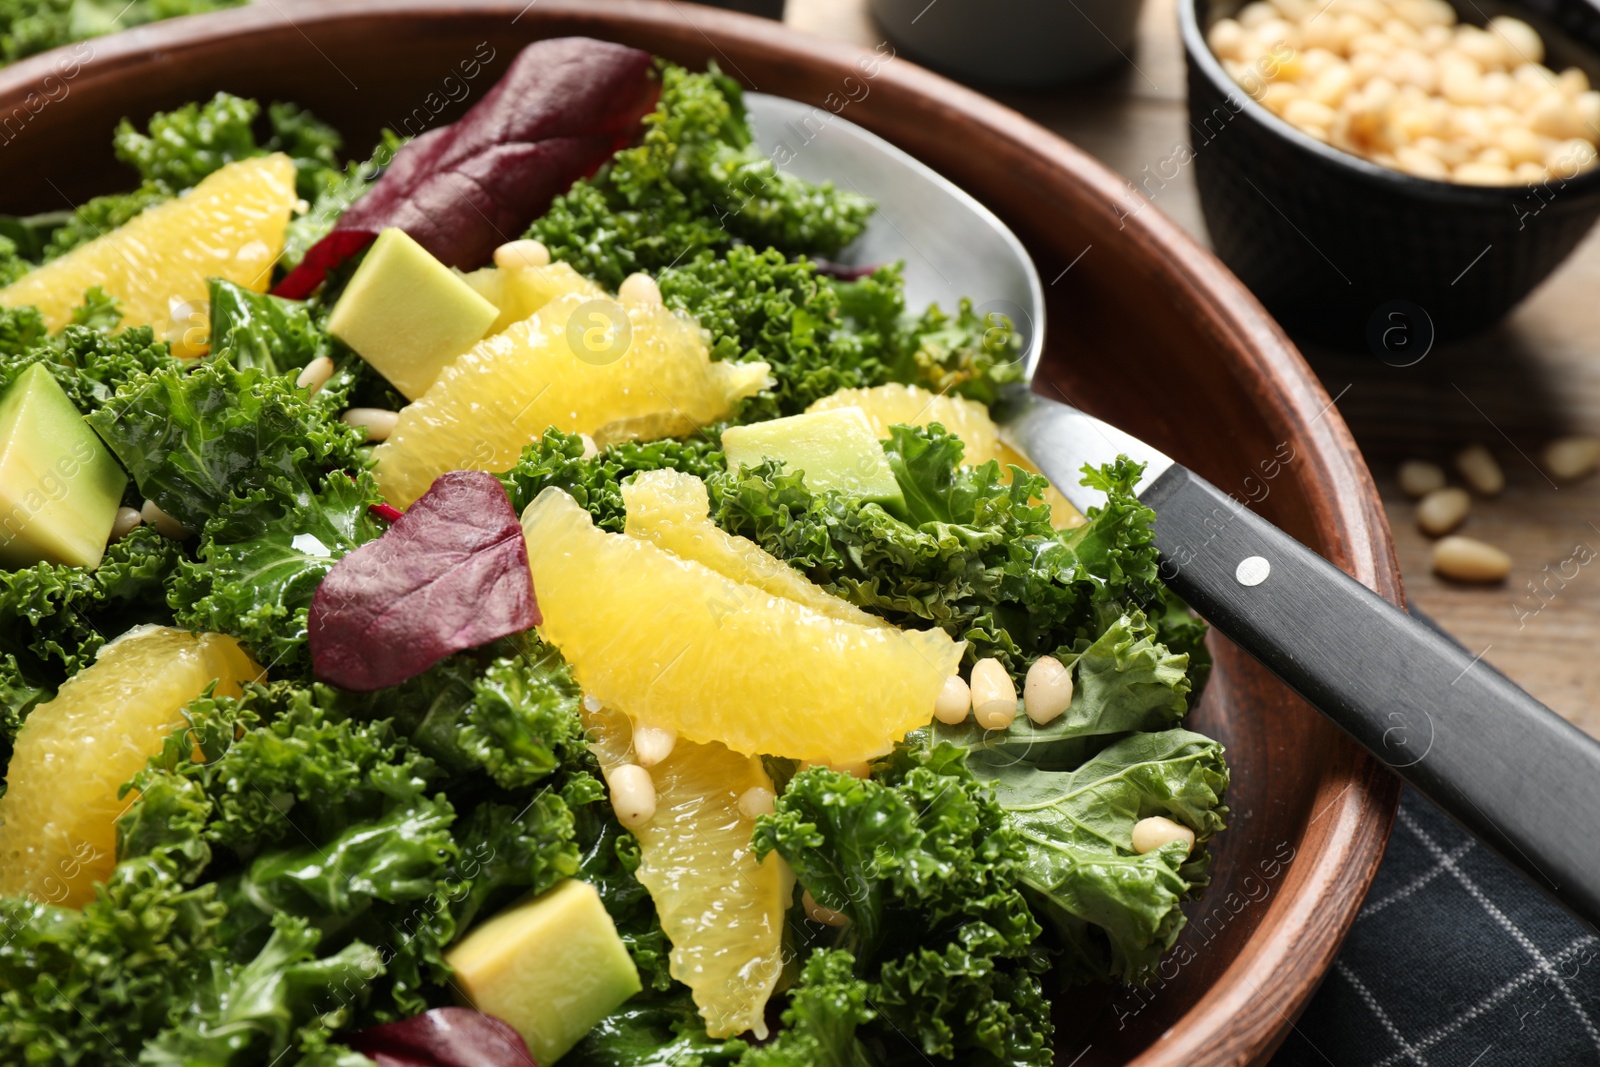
[0,364,127,570]
[445,879,642,1064]
[722,406,905,510]
[326,228,499,400]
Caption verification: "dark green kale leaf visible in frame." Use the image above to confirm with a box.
[0,234,29,286]
[714,425,1176,680]
[752,744,1052,1066]
[171,472,383,676]
[576,814,675,994]
[568,996,750,1067]
[139,914,383,1067]
[0,321,174,414]
[208,278,331,376]
[659,248,893,419]
[498,427,724,530]
[85,355,365,532]
[740,950,875,1067]
[0,0,246,66]
[114,91,259,191]
[0,523,182,683]
[0,850,227,1065]
[449,785,589,934]
[531,64,872,291]
[970,729,1229,984]
[890,297,1026,406]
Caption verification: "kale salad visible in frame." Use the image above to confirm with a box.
[0,36,1228,1067]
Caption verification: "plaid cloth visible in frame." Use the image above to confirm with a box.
[1272,784,1600,1065]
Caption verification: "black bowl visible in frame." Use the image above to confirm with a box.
[1181,0,1600,346]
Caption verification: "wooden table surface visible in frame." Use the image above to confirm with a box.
[786,0,1600,734]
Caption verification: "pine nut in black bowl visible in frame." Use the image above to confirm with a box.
[1180,0,1600,346]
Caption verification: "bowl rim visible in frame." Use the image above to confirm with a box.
[1177,0,1600,199]
[0,3,1405,1063]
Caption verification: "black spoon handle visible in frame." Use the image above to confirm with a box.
[1144,464,1600,931]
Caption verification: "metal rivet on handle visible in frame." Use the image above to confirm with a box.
[1236,556,1271,587]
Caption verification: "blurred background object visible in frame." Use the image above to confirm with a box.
[869,0,1150,86]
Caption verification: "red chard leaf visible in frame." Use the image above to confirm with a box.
[343,1007,537,1067]
[274,37,658,298]
[309,470,538,691]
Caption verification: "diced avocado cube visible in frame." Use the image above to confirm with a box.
[0,365,127,570]
[327,228,499,400]
[722,406,905,510]
[446,879,642,1064]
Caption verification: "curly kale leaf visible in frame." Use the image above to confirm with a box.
[0,322,174,413]
[208,278,331,376]
[0,851,227,1065]
[115,91,261,190]
[0,1,245,66]
[0,234,29,286]
[531,64,872,291]
[713,425,1185,694]
[658,248,897,419]
[139,914,382,1067]
[741,950,875,1067]
[752,744,1052,1065]
[568,996,750,1067]
[970,729,1228,985]
[0,523,181,684]
[283,130,405,272]
[498,428,725,530]
[172,472,383,676]
[86,355,365,532]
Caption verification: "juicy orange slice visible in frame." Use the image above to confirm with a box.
[0,626,263,908]
[622,469,881,627]
[0,155,297,334]
[374,291,769,507]
[521,487,961,763]
[585,704,790,1038]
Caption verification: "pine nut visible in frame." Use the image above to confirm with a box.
[339,408,400,443]
[1432,535,1512,582]
[632,724,677,768]
[578,433,600,460]
[618,272,663,306]
[1396,459,1446,497]
[802,889,849,927]
[1023,656,1074,725]
[108,505,144,542]
[1489,16,1543,65]
[969,658,1018,730]
[582,692,603,713]
[1416,487,1471,536]
[1455,444,1505,495]
[140,499,191,540]
[493,238,551,269]
[1543,435,1600,481]
[295,355,335,395]
[607,763,656,828]
[1132,816,1196,855]
[933,674,971,724]
[737,786,775,820]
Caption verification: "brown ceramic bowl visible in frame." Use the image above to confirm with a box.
[0,3,1403,1063]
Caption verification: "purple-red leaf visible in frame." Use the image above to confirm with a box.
[274,37,658,298]
[309,471,538,691]
[343,1007,537,1067]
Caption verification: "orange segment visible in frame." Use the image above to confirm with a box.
[808,383,1084,528]
[374,291,769,507]
[521,487,961,763]
[585,704,791,1039]
[0,626,263,908]
[622,469,882,628]
[0,155,297,334]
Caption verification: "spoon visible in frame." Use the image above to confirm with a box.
[748,92,1600,933]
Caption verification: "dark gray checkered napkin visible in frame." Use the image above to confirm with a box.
[1272,785,1600,1066]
